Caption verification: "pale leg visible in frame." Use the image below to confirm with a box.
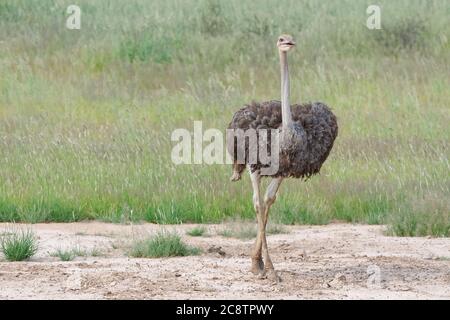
[261,177,283,281]
[249,170,265,274]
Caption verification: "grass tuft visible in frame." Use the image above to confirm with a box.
[0,226,38,261]
[186,226,207,237]
[51,249,76,261]
[219,222,257,240]
[90,247,104,257]
[51,245,106,261]
[218,219,289,239]
[129,231,201,258]
[267,224,289,235]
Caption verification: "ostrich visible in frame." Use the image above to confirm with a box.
[227,34,338,281]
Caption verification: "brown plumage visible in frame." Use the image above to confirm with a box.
[227,100,338,180]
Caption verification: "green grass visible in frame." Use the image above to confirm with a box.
[129,231,201,258]
[0,0,449,236]
[386,195,450,237]
[68,246,87,257]
[51,246,106,260]
[50,245,86,260]
[186,226,207,237]
[90,247,104,257]
[51,249,76,261]
[267,224,289,235]
[0,226,38,261]
[218,219,289,239]
[437,257,450,261]
[219,224,257,240]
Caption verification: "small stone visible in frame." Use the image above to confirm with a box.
[326,273,347,288]
[335,273,346,282]
[299,250,307,259]
[207,245,226,257]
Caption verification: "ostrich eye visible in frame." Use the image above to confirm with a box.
[279,38,284,42]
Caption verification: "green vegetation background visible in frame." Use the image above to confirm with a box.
[0,0,449,236]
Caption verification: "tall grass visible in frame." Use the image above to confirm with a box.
[0,1,449,236]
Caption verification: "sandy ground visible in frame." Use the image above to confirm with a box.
[0,222,449,300]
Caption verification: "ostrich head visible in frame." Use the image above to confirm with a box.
[277,34,295,52]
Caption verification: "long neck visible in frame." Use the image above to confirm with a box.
[279,50,293,128]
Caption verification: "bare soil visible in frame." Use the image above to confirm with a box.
[0,222,449,299]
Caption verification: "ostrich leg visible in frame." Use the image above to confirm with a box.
[250,170,265,274]
[261,177,283,281]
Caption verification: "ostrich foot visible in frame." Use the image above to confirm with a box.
[230,171,241,182]
[250,258,265,275]
[260,268,281,283]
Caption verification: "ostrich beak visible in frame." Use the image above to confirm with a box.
[279,41,295,51]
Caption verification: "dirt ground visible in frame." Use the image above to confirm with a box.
[0,222,449,300]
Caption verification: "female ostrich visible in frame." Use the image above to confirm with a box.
[227,34,338,281]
